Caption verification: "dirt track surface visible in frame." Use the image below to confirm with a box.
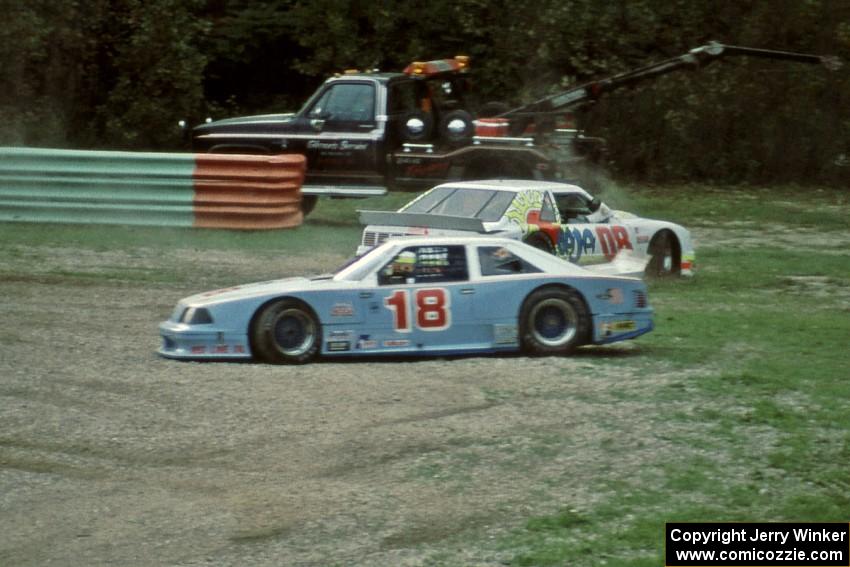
[1,245,678,566]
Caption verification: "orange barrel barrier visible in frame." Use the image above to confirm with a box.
[192,153,306,229]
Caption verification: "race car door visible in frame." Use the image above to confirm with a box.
[551,191,635,264]
[356,244,486,354]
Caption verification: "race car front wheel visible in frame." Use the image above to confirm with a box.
[251,299,321,364]
[520,287,589,355]
[645,230,680,278]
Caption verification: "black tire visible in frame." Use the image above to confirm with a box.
[645,230,680,278]
[399,110,434,142]
[251,300,321,364]
[524,232,555,255]
[300,195,318,217]
[438,109,474,144]
[520,287,590,355]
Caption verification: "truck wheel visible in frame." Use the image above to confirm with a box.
[400,110,434,142]
[439,110,474,144]
[524,233,555,255]
[251,299,321,364]
[300,195,318,216]
[520,287,589,355]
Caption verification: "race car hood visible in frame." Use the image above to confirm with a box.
[179,275,345,307]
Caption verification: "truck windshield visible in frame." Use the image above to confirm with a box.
[402,188,514,222]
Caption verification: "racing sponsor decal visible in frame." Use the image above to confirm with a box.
[233,345,246,354]
[329,330,354,340]
[596,226,633,259]
[356,334,378,350]
[504,191,543,226]
[557,225,633,261]
[327,340,351,352]
[213,345,229,354]
[602,320,637,336]
[493,324,519,345]
[330,303,355,317]
[191,345,206,354]
[383,339,410,348]
[384,288,451,332]
[558,227,596,262]
[596,288,624,304]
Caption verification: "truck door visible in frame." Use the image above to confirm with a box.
[301,81,380,181]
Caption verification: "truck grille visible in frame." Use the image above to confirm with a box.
[363,231,408,247]
[633,290,648,308]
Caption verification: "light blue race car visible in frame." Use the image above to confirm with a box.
[158,236,653,363]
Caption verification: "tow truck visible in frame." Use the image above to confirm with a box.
[191,43,840,215]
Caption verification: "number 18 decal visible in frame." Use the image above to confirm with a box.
[384,288,451,332]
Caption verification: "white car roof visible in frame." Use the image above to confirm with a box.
[432,179,589,195]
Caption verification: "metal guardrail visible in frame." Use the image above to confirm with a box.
[0,147,306,229]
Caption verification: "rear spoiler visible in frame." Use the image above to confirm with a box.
[358,210,487,233]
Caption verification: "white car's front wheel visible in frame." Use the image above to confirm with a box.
[645,231,679,278]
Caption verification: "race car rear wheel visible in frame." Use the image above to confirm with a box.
[251,299,321,364]
[645,230,680,278]
[520,287,589,355]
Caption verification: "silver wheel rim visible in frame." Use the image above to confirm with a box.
[272,308,316,357]
[529,298,578,347]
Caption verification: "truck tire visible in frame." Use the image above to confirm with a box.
[400,110,434,142]
[300,195,318,216]
[439,110,474,144]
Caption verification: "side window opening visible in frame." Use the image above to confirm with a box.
[540,193,557,223]
[478,246,542,276]
[308,83,375,124]
[378,245,468,285]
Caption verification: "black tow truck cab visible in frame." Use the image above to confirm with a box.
[192,57,585,213]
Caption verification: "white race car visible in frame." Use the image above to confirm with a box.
[358,180,694,277]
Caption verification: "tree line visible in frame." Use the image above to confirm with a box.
[2,0,848,183]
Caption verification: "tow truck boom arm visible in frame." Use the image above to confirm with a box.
[503,41,842,117]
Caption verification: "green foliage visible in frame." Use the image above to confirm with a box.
[2,1,848,180]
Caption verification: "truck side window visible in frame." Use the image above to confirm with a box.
[308,83,375,124]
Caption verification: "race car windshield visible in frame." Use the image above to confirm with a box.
[332,245,389,282]
[402,188,514,222]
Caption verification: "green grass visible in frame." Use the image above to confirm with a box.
[0,192,414,255]
[490,184,850,566]
[2,184,848,565]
